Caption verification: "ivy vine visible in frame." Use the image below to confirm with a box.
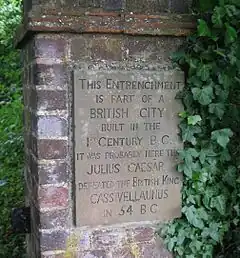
[159,0,240,257]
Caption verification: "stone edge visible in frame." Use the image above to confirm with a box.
[15,10,196,48]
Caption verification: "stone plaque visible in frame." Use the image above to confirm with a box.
[74,70,184,226]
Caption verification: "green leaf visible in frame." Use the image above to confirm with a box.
[179,123,201,145]
[212,6,225,28]
[209,103,225,119]
[182,205,204,229]
[223,165,237,186]
[218,73,231,88]
[192,86,214,105]
[198,207,209,221]
[171,50,185,63]
[179,111,188,118]
[187,115,202,125]
[225,4,237,17]
[186,255,195,258]
[210,195,226,215]
[211,128,233,147]
[179,148,199,168]
[167,237,176,251]
[202,223,221,242]
[225,23,237,44]
[229,0,240,7]
[189,239,202,252]
[178,164,192,178]
[198,0,218,11]
[197,19,211,37]
[197,64,211,81]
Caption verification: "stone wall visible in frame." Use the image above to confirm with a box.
[18,1,194,257]
[22,32,185,258]
[25,0,193,14]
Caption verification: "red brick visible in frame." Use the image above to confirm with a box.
[140,242,173,258]
[33,64,68,88]
[124,36,160,62]
[90,35,123,61]
[104,0,123,10]
[35,37,66,59]
[112,246,135,258]
[126,0,168,13]
[41,209,69,229]
[78,0,101,8]
[39,186,68,209]
[70,37,89,61]
[92,229,121,248]
[170,0,189,13]
[81,250,107,258]
[38,162,68,185]
[41,230,69,251]
[41,254,65,258]
[37,90,67,110]
[37,116,67,138]
[131,226,155,242]
[38,139,67,159]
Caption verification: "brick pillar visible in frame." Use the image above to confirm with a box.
[16,1,195,257]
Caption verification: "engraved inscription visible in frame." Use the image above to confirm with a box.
[74,70,184,226]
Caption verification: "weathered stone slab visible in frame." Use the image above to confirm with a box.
[74,70,183,226]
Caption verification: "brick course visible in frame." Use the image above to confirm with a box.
[22,32,179,258]
[19,1,190,255]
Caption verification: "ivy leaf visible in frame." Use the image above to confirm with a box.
[167,237,176,251]
[198,0,217,11]
[179,111,188,118]
[197,64,211,81]
[187,115,202,125]
[229,0,240,8]
[210,195,226,215]
[178,163,193,178]
[179,148,199,168]
[189,239,202,252]
[182,205,204,229]
[211,128,233,147]
[197,19,211,37]
[209,103,225,119]
[225,4,237,17]
[186,255,195,258]
[202,223,221,242]
[215,88,229,102]
[212,6,225,28]
[223,165,237,186]
[199,148,217,165]
[198,207,209,221]
[171,50,185,63]
[218,73,231,88]
[179,123,201,145]
[219,149,231,162]
[192,86,214,105]
[225,23,237,44]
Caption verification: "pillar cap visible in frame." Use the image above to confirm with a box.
[15,7,196,48]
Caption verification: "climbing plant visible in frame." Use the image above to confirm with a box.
[159,0,240,257]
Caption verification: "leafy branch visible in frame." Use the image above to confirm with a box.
[159,0,240,257]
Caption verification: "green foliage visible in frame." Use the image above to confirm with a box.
[0,0,25,257]
[0,100,25,257]
[159,0,240,257]
[0,0,22,45]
